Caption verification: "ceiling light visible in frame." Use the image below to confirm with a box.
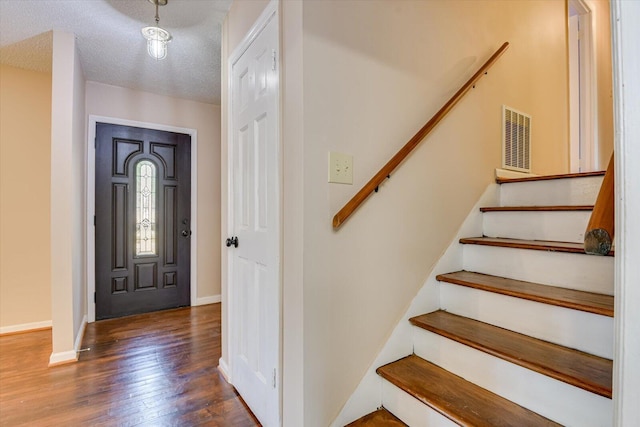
[141,0,172,60]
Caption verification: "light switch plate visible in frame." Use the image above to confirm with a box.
[328,152,353,184]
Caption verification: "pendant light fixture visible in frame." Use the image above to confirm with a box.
[141,0,172,60]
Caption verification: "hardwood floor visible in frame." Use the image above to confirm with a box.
[0,304,260,426]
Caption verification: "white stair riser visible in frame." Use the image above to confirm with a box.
[483,210,591,243]
[440,283,614,359]
[413,329,613,427]
[463,245,614,295]
[381,380,458,427]
[500,176,603,206]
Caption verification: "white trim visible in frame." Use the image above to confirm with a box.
[74,315,88,352]
[568,13,580,173]
[568,0,597,172]
[196,295,221,306]
[0,320,52,335]
[48,350,78,366]
[611,0,640,424]
[226,1,281,425]
[218,357,231,383]
[494,168,537,180]
[86,115,198,323]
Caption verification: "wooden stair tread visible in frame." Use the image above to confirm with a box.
[345,408,407,426]
[480,205,593,212]
[496,171,605,184]
[376,355,561,427]
[410,311,613,398]
[437,271,613,317]
[459,236,615,256]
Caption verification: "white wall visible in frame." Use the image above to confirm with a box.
[85,82,222,302]
[49,31,86,364]
[281,1,305,425]
[611,1,640,424]
[72,35,86,346]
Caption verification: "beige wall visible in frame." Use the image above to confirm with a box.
[223,0,571,425]
[586,0,614,169]
[0,64,52,329]
[86,82,222,301]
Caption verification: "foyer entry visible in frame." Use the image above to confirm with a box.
[95,123,192,320]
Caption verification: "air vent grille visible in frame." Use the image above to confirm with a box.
[502,106,531,172]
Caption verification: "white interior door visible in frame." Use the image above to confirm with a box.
[229,12,280,427]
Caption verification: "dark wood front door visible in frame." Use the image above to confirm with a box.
[95,123,191,320]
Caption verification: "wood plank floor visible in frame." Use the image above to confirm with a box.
[0,304,260,426]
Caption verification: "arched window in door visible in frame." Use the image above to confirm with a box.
[135,160,157,256]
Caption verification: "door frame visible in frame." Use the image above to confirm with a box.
[568,0,597,172]
[224,0,282,422]
[86,115,198,323]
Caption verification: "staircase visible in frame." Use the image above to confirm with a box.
[346,172,614,427]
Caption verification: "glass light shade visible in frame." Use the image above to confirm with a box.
[141,26,172,60]
[148,38,167,60]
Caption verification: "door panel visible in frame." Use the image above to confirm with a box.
[229,14,280,427]
[95,123,191,320]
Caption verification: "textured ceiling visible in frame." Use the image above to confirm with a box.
[0,0,232,104]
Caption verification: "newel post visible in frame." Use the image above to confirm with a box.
[584,154,615,255]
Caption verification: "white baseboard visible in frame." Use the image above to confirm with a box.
[218,357,231,383]
[0,320,52,335]
[49,350,78,366]
[196,295,221,306]
[47,315,87,367]
[74,315,88,352]
[495,168,538,179]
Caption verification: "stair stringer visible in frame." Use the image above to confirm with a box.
[331,184,499,427]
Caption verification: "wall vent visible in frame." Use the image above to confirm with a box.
[502,106,532,172]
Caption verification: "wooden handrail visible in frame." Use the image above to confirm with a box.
[332,42,510,229]
[584,154,614,255]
